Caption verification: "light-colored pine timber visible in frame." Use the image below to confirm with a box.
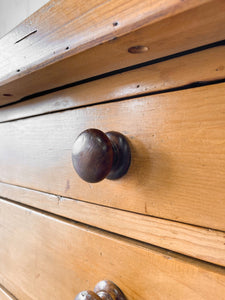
[0,182,225,267]
[0,83,224,231]
[1,0,225,105]
[0,199,225,300]
[0,45,224,122]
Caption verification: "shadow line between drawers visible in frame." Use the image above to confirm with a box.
[1,77,225,124]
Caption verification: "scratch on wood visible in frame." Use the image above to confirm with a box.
[65,180,70,192]
[15,30,37,44]
[57,196,63,206]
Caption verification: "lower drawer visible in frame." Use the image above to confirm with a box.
[0,199,224,300]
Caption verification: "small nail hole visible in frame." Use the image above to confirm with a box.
[17,69,20,72]
[65,46,69,50]
[137,85,140,88]
[3,93,13,97]
[128,45,149,54]
[113,21,119,27]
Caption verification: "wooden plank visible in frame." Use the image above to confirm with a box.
[0,285,16,300]
[1,0,204,84]
[0,83,225,231]
[0,199,225,300]
[1,0,225,105]
[0,45,225,122]
[1,182,225,267]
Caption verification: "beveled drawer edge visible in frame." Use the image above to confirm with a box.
[1,181,224,267]
[0,284,17,300]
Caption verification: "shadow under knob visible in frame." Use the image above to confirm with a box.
[72,129,131,183]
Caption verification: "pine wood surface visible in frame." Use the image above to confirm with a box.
[0,83,225,231]
[1,0,225,105]
[1,182,225,267]
[0,198,225,300]
[0,45,224,123]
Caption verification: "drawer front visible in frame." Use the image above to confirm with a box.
[0,83,225,230]
[0,198,225,300]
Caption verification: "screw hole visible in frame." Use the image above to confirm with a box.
[65,46,69,50]
[113,21,119,27]
[16,69,20,72]
[128,45,149,54]
[137,85,140,88]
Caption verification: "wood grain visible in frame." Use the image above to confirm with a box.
[0,285,16,300]
[0,182,225,267]
[1,0,225,105]
[0,83,225,230]
[1,45,225,123]
[1,0,204,84]
[0,198,225,300]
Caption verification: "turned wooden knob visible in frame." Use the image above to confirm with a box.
[72,129,131,183]
[75,280,127,300]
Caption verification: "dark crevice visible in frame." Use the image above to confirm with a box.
[1,77,225,124]
[1,39,225,110]
[15,30,37,44]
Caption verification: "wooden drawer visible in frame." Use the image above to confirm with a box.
[0,83,225,231]
[0,198,225,300]
[0,1,225,299]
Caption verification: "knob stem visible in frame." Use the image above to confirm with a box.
[106,131,131,180]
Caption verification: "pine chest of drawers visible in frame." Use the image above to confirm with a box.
[0,1,225,299]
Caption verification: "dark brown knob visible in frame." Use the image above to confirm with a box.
[75,280,127,300]
[72,129,131,183]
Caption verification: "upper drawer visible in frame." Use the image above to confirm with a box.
[0,83,225,231]
[1,0,224,105]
